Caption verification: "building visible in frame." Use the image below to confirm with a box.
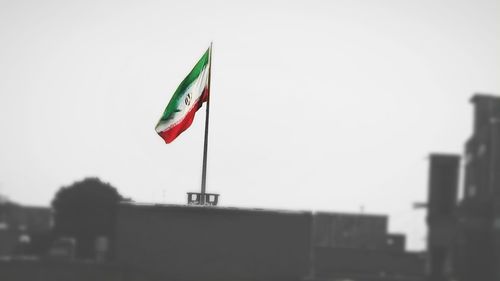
[114,203,313,281]
[425,154,460,281]
[114,203,424,281]
[425,94,500,281]
[313,212,424,281]
[458,94,500,281]
[0,198,52,257]
[313,212,406,251]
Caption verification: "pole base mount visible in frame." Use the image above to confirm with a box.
[187,192,219,206]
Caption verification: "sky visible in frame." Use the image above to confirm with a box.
[0,0,499,250]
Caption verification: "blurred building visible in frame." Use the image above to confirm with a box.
[114,203,313,281]
[313,212,405,251]
[114,203,424,281]
[313,212,424,281]
[0,198,52,256]
[458,94,500,281]
[425,93,500,281]
[425,154,460,281]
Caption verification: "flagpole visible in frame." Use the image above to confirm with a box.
[200,43,212,205]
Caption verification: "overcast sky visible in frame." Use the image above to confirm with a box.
[1,0,499,250]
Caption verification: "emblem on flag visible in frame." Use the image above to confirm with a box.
[155,47,211,144]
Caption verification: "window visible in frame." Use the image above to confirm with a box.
[478,144,487,156]
[467,185,477,197]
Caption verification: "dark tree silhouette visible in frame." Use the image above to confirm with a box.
[51,177,124,259]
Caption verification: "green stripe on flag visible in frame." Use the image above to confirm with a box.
[159,48,210,122]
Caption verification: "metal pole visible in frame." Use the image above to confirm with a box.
[200,43,212,205]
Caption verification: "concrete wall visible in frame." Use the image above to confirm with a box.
[0,260,157,281]
[114,204,313,281]
[313,212,390,250]
[314,247,425,281]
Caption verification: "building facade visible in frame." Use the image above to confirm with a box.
[458,94,500,281]
[114,203,424,281]
[313,212,424,281]
[426,94,500,281]
[114,203,313,281]
[0,198,52,257]
[426,154,460,281]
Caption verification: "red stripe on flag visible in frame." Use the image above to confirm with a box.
[158,88,209,144]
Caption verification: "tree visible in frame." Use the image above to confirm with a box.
[51,177,124,259]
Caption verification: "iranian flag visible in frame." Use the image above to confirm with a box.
[155,47,211,143]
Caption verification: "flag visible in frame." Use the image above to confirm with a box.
[155,47,211,143]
